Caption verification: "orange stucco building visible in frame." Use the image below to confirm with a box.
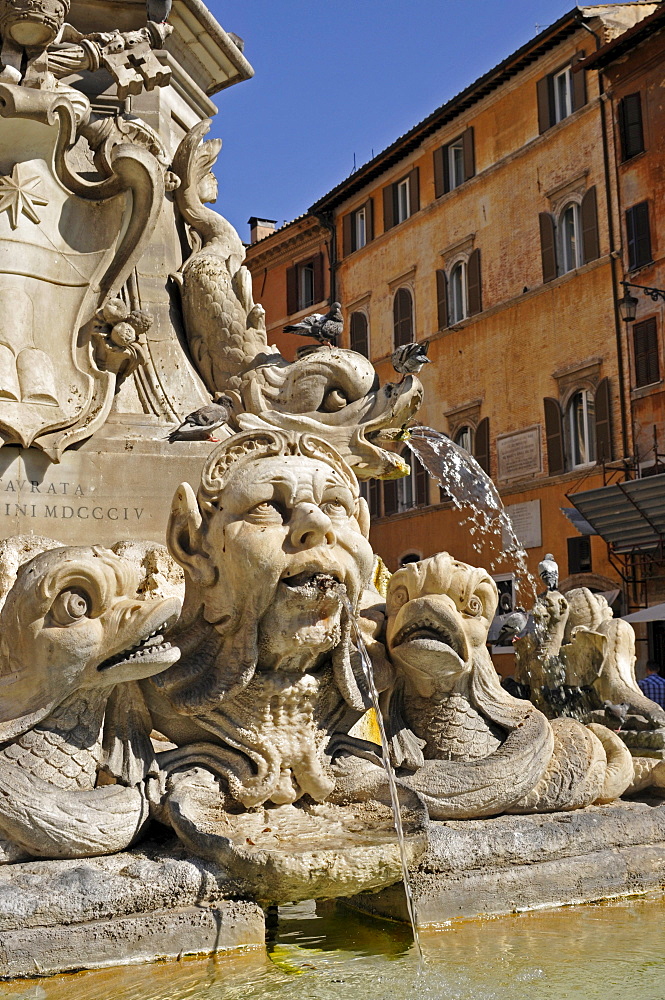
[245,4,664,664]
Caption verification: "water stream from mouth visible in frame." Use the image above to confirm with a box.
[340,594,424,965]
[405,425,540,607]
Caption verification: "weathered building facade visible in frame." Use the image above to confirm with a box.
[245,4,662,633]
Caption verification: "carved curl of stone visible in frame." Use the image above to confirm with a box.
[171,122,422,479]
[0,545,181,863]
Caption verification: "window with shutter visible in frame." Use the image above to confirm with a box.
[626,202,652,271]
[462,127,475,181]
[449,262,467,323]
[474,417,490,475]
[581,187,599,264]
[467,248,482,316]
[537,75,554,133]
[350,311,369,358]
[594,377,612,463]
[383,184,395,232]
[539,213,557,283]
[368,479,381,519]
[409,168,420,215]
[433,145,446,199]
[633,318,660,388]
[571,53,586,112]
[286,265,298,316]
[618,93,644,161]
[567,536,592,574]
[393,287,414,348]
[312,253,324,305]
[559,202,582,274]
[544,397,565,475]
[568,389,596,467]
[436,269,448,329]
[383,478,398,517]
[415,458,428,506]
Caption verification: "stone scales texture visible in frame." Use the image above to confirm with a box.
[0,0,663,981]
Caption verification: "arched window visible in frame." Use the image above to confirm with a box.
[349,311,369,357]
[567,389,596,467]
[454,425,474,454]
[559,202,581,274]
[393,287,413,348]
[449,261,467,323]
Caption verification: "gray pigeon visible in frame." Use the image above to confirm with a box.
[167,394,233,443]
[391,341,431,381]
[603,700,630,729]
[147,0,171,22]
[538,553,559,591]
[495,608,528,646]
[283,302,343,346]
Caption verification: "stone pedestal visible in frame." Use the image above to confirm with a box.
[346,799,665,926]
[0,839,265,978]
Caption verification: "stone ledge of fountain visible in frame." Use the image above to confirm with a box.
[345,799,665,926]
[0,839,265,979]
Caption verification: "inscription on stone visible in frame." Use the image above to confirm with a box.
[503,499,542,550]
[496,426,542,482]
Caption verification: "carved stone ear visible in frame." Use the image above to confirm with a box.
[356,496,370,538]
[167,482,215,587]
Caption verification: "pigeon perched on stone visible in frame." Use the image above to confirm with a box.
[538,553,559,591]
[283,302,343,346]
[167,394,233,443]
[495,608,528,646]
[146,0,171,22]
[391,341,431,382]
[603,700,630,729]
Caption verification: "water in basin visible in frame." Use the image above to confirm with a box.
[5,893,665,1000]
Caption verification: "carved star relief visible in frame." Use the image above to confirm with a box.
[0,163,48,230]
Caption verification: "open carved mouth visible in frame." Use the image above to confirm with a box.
[280,569,344,599]
[97,626,175,672]
[392,618,465,661]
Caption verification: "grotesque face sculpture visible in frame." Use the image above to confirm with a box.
[386,552,498,698]
[166,430,374,706]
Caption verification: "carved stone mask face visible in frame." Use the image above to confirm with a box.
[189,454,373,668]
[385,553,497,697]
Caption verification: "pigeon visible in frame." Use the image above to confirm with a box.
[391,341,431,382]
[494,608,528,647]
[538,553,559,591]
[146,0,171,22]
[283,302,343,346]
[167,394,233,443]
[603,700,630,729]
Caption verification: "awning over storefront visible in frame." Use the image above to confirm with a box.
[567,473,665,554]
[623,603,665,623]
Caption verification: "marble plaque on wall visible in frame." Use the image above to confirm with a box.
[503,499,542,550]
[496,426,542,482]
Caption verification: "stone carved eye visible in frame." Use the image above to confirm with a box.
[50,588,91,626]
[321,389,348,412]
[466,595,483,616]
[388,585,409,615]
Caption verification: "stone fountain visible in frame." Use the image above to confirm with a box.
[0,0,665,982]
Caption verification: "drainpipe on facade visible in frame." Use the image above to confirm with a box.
[578,16,632,467]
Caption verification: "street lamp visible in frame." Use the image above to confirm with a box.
[619,279,665,323]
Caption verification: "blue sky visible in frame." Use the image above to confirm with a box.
[204,2,621,240]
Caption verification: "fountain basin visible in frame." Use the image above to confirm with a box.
[347,798,665,926]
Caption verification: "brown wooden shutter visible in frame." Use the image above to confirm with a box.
[474,417,490,475]
[581,186,599,263]
[312,253,324,303]
[618,93,644,161]
[433,145,445,198]
[383,479,398,517]
[414,457,428,506]
[286,265,298,315]
[365,197,374,241]
[633,318,659,388]
[350,311,369,358]
[594,377,612,463]
[436,269,448,329]
[369,478,381,519]
[626,202,652,270]
[544,397,565,475]
[571,52,587,112]
[539,212,557,282]
[393,287,414,348]
[467,248,482,316]
[463,126,475,181]
[383,183,395,231]
[409,167,420,215]
[537,75,554,133]
[342,212,353,257]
